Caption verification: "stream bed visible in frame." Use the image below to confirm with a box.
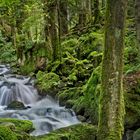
[0,64,79,136]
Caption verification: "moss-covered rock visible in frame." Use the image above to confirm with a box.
[7,101,26,110]
[0,118,34,140]
[35,123,97,140]
[36,71,60,96]
[0,118,34,133]
[0,126,18,140]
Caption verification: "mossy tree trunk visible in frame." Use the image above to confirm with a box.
[97,0,127,140]
[135,0,140,51]
[101,0,106,8]
[59,0,68,36]
[93,0,100,24]
[78,0,87,28]
[43,0,59,61]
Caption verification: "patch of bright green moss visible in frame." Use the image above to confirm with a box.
[0,126,18,140]
[0,118,34,133]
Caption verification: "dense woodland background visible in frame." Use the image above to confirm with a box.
[0,0,140,140]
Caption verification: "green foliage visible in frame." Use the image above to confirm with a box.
[0,32,16,63]
[0,42,16,63]
[74,66,101,124]
[61,31,103,59]
[58,87,83,108]
[124,20,138,74]
[20,61,35,75]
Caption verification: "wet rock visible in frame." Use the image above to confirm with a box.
[77,115,86,122]
[7,101,26,110]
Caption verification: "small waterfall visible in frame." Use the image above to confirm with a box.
[0,65,80,136]
[0,74,39,106]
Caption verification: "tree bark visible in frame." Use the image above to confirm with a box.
[59,0,68,36]
[93,0,100,24]
[135,0,140,51]
[43,0,59,61]
[97,0,127,140]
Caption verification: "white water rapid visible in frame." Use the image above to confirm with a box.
[0,65,79,136]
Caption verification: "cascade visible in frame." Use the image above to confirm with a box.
[0,65,79,136]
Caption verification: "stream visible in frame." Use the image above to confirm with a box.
[0,64,79,136]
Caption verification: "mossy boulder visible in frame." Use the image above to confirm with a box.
[0,126,18,140]
[0,118,34,133]
[36,71,60,96]
[0,118,34,140]
[7,101,26,110]
[0,122,16,130]
[35,123,97,140]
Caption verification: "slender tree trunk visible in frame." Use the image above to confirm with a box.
[135,0,140,51]
[101,0,106,8]
[86,0,92,23]
[59,0,68,36]
[43,0,59,61]
[93,0,100,24]
[48,1,59,61]
[97,0,127,140]
[78,0,87,28]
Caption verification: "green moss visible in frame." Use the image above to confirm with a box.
[0,118,34,133]
[0,126,18,140]
[82,66,101,124]
[36,71,60,94]
[35,123,97,140]
[68,73,77,82]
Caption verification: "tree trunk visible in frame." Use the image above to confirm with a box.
[97,0,127,140]
[93,0,100,24]
[78,0,87,28]
[43,0,59,61]
[135,0,140,51]
[101,0,106,8]
[59,0,68,36]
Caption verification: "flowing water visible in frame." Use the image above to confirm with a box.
[0,65,79,136]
